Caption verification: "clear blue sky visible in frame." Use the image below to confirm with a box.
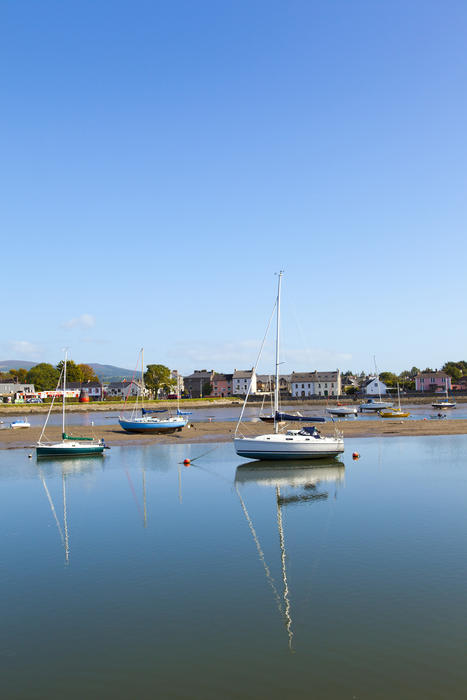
[2,0,466,375]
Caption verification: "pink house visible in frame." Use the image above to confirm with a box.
[415,371,451,392]
[211,373,233,397]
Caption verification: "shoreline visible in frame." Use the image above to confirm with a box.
[1,395,466,415]
[2,418,467,451]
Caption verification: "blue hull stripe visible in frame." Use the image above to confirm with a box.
[235,450,343,460]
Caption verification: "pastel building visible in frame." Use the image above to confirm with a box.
[211,373,233,397]
[415,371,451,392]
[232,369,257,396]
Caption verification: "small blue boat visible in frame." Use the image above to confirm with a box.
[118,416,187,433]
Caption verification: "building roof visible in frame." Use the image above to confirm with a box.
[67,381,102,389]
[233,369,255,379]
[107,380,142,389]
[212,373,233,382]
[184,370,214,380]
[315,371,339,382]
[415,371,449,378]
[291,372,316,382]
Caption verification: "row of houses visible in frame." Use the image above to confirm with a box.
[183,369,343,398]
[0,369,463,403]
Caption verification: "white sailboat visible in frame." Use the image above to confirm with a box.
[234,272,344,460]
[432,385,456,409]
[359,358,393,412]
[36,350,107,457]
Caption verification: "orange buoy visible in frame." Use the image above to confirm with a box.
[352,452,360,460]
[183,458,191,466]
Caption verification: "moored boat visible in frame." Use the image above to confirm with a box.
[118,350,188,434]
[36,351,107,458]
[234,272,344,461]
[326,405,358,417]
[359,398,393,412]
[379,383,410,418]
[10,418,31,429]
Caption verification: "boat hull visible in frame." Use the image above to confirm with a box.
[36,444,104,457]
[359,402,393,411]
[234,436,344,461]
[379,411,410,418]
[118,418,187,433]
[327,407,357,416]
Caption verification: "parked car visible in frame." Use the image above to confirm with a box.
[26,398,43,403]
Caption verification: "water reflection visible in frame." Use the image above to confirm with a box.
[235,459,345,652]
[36,455,105,564]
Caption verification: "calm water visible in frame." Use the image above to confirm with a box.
[2,401,467,429]
[1,436,467,699]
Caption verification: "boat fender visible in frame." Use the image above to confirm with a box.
[352,452,360,460]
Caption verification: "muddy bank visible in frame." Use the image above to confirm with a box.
[2,418,467,450]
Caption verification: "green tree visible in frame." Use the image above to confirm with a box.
[144,364,175,398]
[203,381,212,397]
[77,364,99,382]
[442,361,467,380]
[56,359,83,382]
[379,372,398,387]
[410,366,420,378]
[26,363,60,391]
[9,368,28,382]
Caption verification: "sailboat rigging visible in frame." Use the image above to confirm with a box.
[118,349,188,433]
[36,350,107,457]
[234,272,344,460]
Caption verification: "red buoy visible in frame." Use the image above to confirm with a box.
[352,452,360,460]
[183,458,191,466]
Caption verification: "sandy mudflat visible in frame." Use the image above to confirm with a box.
[2,418,467,450]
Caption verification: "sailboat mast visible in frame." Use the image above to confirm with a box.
[274,271,283,434]
[62,349,67,435]
[141,348,144,406]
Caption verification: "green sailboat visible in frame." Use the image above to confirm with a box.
[36,351,107,458]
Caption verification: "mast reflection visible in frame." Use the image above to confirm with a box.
[235,459,345,651]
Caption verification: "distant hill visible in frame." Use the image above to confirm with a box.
[0,360,135,382]
[87,363,135,382]
[0,360,37,371]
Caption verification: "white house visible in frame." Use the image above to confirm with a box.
[0,382,35,397]
[291,372,315,397]
[362,377,388,396]
[106,379,148,398]
[291,370,341,397]
[314,371,341,397]
[232,369,257,396]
